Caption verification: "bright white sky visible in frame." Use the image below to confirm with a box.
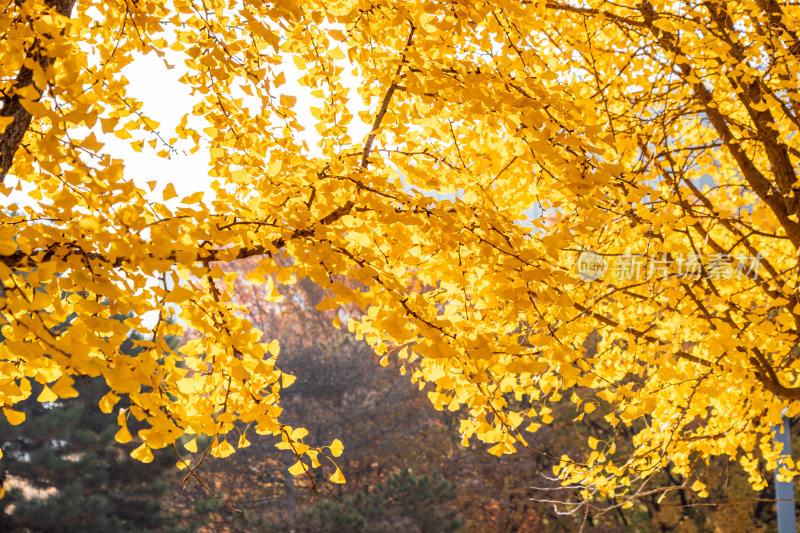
[5,47,372,208]
[118,50,374,202]
[110,54,213,198]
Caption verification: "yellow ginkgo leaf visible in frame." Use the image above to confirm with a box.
[3,409,25,426]
[330,467,346,484]
[162,183,178,201]
[98,391,119,414]
[329,439,344,458]
[288,460,306,476]
[184,438,198,453]
[131,443,154,463]
[37,386,57,403]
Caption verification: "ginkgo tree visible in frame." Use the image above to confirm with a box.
[2,0,800,512]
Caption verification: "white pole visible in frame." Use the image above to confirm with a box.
[773,411,797,533]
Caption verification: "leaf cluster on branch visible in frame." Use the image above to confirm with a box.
[2,0,800,509]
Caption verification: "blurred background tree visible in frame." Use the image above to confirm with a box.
[306,469,463,533]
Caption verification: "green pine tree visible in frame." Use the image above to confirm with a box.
[0,325,201,533]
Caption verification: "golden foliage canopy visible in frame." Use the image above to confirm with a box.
[3,0,800,501]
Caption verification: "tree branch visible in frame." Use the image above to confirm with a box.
[0,0,76,182]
